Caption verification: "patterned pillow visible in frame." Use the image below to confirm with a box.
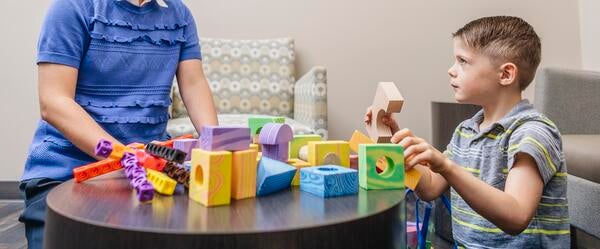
[171,38,296,119]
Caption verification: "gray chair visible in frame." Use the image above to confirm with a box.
[535,67,600,248]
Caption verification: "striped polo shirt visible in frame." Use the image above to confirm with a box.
[445,99,570,248]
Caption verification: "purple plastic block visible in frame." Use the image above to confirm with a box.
[199,126,251,151]
[261,143,289,162]
[173,138,198,161]
[137,182,154,202]
[95,139,113,158]
[258,123,293,145]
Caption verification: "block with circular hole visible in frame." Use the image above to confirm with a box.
[259,123,293,162]
[231,149,258,200]
[288,158,312,186]
[307,141,350,167]
[248,116,285,136]
[289,134,321,159]
[146,168,177,195]
[189,149,232,206]
[256,157,296,196]
[366,82,404,143]
[199,126,251,151]
[358,144,405,190]
[300,165,358,198]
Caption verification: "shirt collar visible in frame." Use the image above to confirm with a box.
[126,0,168,8]
[462,99,533,134]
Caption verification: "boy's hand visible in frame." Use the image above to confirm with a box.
[392,128,452,174]
[364,106,400,134]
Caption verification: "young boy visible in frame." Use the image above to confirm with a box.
[366,16,569,248]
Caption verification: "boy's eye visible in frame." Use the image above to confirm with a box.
[457,57,467,64]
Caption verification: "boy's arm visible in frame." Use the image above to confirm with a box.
[176,59,219,132]
[441,152,543,235]
[38,64,118,159]
[411,164,450,201]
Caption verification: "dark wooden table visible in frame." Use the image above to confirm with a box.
[44,170,407,249]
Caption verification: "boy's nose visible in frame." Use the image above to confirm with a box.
[448,66,456,78]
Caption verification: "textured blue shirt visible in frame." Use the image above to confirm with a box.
[23,0,201,181]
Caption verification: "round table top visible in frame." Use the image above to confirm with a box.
[47,170,406,235]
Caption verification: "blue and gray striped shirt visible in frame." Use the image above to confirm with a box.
[446,99,570,248]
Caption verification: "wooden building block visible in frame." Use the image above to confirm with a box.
[189,149,232,207]
[287,158,312,186]
[358,144,404,190]
[200,126,251,151]
[289,134,321,159]
[173,138,199,161]
[349,130,374,153]
[259,123,293,161]
[73,159,121,183]
[256,157,296,196]
[366,82,404,143]
[231,149,258,200]
[300,165,358,198]
[146,169,177,195]
[307,141,350,167]
[248,116,285,136]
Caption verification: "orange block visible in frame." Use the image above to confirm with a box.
[136,150,167,172]
[231,149,258,200]
[73,159,121,183]
[349,130,374,153]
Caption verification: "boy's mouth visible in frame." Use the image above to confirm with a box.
[450,83,459,88]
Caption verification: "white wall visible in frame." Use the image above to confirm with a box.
[0,1,582,181]
[579,0,600,71]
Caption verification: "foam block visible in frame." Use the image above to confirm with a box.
[231,149,258,200]
[259,123,293,161]
[307,141,350,167]
[349,130,374,153]
[248,116,285,136]
[256,157,296,196]
[173,138,199,161]
[288,158,312,186]
[366,82,404,143]
[300,165,358,198]
[289,134,321,159]
[200,126,251,151]
[349,154,359,170]
[358,144,405,190]
[146,169,177,195]
[189,149,232,206]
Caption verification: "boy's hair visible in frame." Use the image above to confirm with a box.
[453,16,541,90]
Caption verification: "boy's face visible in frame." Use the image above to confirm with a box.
[447,38,501,105]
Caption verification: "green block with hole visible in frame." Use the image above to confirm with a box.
[358,144,404,190]
[289,134,322,159]
[248,116,286,135]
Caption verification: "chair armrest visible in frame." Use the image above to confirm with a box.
[294,66,328,139]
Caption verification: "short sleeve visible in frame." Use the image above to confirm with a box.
[37,0,90,69]
[179,6,202,61]
[507,120,564,184]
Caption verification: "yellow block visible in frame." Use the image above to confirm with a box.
[146,169,177,195]
[307,141,350,167]
[108,143,135,160]
[231,149,258,200]
[189,149,232,207]
[288,158,312,186]
[349,130,374,153]
[249,143,261,152]
[405,168,422,190]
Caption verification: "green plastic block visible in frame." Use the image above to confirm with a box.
[358,144,404,190]
[248,116,285,135]
[289,134,321,159]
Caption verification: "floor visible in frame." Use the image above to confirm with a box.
[0,200,26,249]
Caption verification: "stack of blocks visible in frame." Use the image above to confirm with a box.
[255,123,297,196]
[189,126,255,207]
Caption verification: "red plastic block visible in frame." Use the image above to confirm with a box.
[73,159,121,183]
[153,134,193,148]
[135,150,167,172]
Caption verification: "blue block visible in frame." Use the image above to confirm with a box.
[256,157,297,196]
[300,165,358,198]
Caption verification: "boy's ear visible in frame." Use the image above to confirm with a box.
[499,62,518,87]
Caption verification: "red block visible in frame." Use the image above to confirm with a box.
[73,159,121,183]
[153,134,193,148]
[136,150,167,172]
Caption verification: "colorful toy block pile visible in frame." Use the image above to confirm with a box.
[72,82,421,206]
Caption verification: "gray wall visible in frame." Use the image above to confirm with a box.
[0,0,583,181]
